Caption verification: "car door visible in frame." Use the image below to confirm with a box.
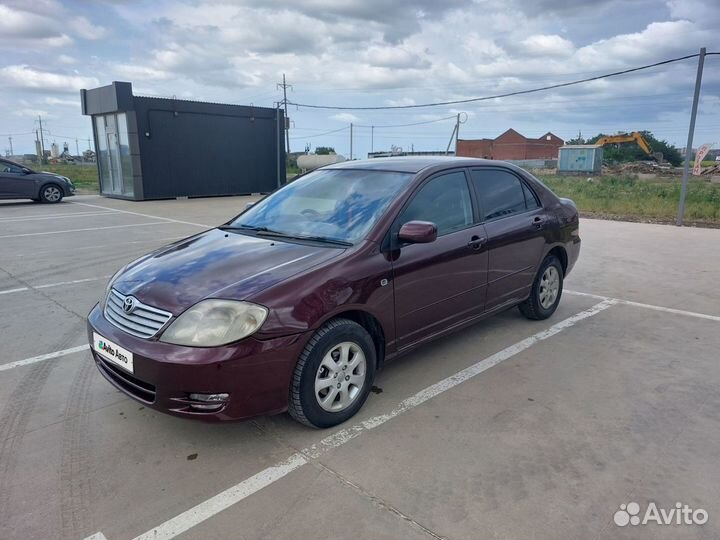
[390,169,489,350]
[469,167,548,311]
[0,161,33,198]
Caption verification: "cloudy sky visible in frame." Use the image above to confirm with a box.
[1,0,719,158]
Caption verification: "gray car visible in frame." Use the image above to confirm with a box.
[0,158,76,203]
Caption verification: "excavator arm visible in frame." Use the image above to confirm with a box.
[594,132,662,161]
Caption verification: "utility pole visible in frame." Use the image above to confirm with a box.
[35,130,42,161]
[677,47,706,226]
[275,102,283,188]
[371,126,374,154]
[350,123,353,160]
[7,136,12,156]
[454,113,460,155]
[277,74,292,154]
[38,115,46,163]
[75,138,80,156]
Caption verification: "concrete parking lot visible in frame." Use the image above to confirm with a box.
[1,194,719,540]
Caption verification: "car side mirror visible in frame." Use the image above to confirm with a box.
[22,168,32,174]
[245,202,255,210]
[398,221,438,244]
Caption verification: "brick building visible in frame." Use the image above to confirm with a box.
[457,129,564,160]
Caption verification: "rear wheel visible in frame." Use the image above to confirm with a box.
[519,254,563,320]
[288,318,376,428]
[39,184,63,203]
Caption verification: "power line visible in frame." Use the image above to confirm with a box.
[289,125,349,140]
[355,115,457,129]
[288,52,720,111]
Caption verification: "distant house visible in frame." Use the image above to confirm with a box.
[456,129,564,160]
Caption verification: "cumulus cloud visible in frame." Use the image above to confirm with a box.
[43,96,80,106]
[521,34,574,56]
[0,2,106,48]
[385,97,417,106]
[0,65,99,92]
[57,54,76,65]
[362,46,432,69]
[14,107,54,118]
[330,113,361,123]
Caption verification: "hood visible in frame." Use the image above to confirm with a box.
[114,228,344,314]
[39,172,70,182]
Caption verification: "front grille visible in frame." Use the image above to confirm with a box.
[95,354,156,403]
[104,289,173,339]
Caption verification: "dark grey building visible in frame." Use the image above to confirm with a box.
[80,81,285,200]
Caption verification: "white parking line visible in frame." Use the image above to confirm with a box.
[565,290,720,322]
[124,299,617,540]
[0,211,114,222]
[82,533,108,540]
[71,201,212,229]
[0,222,169,239]
[131,454,309,540]
[0,344,89,372]
[0,275,111,296]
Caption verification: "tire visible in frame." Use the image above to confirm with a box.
[39,184,64,203]
[519,254,563,320]
[288,318,376,428]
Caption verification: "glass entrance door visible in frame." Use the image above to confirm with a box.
[95,113,134,197]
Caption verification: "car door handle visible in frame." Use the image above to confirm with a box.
[532,216,546,227]
[468,235,486,249]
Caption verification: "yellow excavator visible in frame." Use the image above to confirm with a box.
[594,132,663,162]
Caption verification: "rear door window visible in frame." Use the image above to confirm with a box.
[471,169,536,221]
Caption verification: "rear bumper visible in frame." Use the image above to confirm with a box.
[87,304,308,422]
[566,237,581,276]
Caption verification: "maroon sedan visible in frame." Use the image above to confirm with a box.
[87,157,580,428]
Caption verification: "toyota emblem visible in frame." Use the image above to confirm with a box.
[123,296,137,315]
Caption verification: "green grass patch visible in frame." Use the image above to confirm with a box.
[40,163,99,191]
[694,160,719,167]
[538,174,720,223]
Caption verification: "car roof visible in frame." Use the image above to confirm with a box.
[324,156,499,174]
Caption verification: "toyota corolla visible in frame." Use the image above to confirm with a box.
[87,157,580,428]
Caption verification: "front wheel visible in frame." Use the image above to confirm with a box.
[39,184,64,203]
[519,254,563,320]
[288,318,376,428]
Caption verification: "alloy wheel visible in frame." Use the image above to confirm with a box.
[43,186,62,202]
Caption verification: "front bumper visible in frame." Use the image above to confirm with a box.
[87,304,307,421]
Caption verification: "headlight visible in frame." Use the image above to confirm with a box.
[100,266,127,309]
[160,300,268,347]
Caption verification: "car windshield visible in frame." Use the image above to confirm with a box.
[228,168,413,244]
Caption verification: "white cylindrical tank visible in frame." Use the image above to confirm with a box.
[50,142,60,158]
[297,153,346,171]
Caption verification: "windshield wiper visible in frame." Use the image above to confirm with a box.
[256,230,352,247]
[218,224,269,232]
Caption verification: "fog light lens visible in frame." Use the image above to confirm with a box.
[189,393,229,402]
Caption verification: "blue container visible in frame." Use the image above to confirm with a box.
[558,145,603,173]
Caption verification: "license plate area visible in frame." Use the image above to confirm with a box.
[93,332,134,373]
